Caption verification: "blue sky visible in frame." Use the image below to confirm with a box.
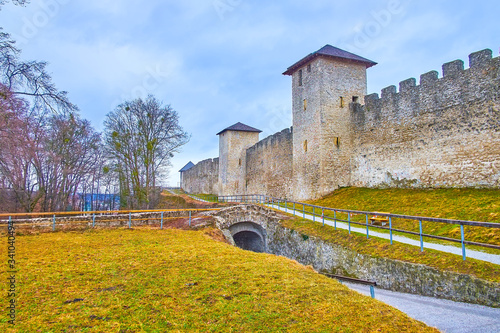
[1,0,498,186]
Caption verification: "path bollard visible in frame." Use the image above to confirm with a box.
[370,285,375,299]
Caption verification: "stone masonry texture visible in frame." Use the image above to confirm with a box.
[181,48,500,200]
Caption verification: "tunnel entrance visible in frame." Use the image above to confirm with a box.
[228,221,267,253]
[233,231,265,253]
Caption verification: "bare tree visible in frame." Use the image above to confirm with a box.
[104,95,189,209]
[37,113,101,211]
[0,29,77,114]
[0,0,29,8]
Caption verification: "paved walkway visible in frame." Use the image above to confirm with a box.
[267,204,500,265]
[344,282,500,333]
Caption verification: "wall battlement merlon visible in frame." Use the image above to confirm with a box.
[362,48,498,106]
[246,127,293,154]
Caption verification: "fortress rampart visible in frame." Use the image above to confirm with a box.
[180,158,218,194]
[350,49,499,189]
[181,46,500,199]
[245,127,294,198]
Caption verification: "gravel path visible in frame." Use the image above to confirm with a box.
[343,282,500,333]
[268,204,500,265]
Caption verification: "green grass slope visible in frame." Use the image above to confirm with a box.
[0,228,437,332]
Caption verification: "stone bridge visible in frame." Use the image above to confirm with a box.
[209,204,285,253]
[206,203,499,307]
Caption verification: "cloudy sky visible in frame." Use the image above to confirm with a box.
[1,0,498,186]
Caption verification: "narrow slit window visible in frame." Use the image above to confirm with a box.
[238,158,242,166]
[303,140,308,152]
[307,64,312,73]
[303,99,307,111]
[298,69,303,86]
[334,137,340,148]
[340,96,344,108]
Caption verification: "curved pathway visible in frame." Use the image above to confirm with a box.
[268,204,500,265]
[344,282,500,333]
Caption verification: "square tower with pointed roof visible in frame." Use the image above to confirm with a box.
[217,122,262,196]
[284,45,376,199]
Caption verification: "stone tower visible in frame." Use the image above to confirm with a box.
[217,122,261,196]
[283,45,377,200]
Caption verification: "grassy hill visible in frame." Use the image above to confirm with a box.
[0,227,437,332]
[306,187,500,245]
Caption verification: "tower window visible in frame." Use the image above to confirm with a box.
[352,96,359,103]
[307,64,312,73]
[303,140,308,152]
[303,99,307,111]
[334,137,340,148]
[340,97,344,108]
[238,158,242,166]
[298,69,303,86]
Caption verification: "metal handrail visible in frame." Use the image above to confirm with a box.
[216,193,500,259]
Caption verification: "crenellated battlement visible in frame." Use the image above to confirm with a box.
[364,49,498,106]
[182,46,500,199]
[246,127,293,154]
[360,49,499,126]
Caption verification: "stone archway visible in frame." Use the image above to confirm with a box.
[229,221,266,252]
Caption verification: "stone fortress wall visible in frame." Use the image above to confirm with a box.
[181,47,500,200]
[180,158,218,194]
[245,127,294,198]
[350,49,500,190]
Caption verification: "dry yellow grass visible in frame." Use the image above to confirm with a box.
[0,227,438,332]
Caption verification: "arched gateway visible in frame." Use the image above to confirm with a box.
[210,204,284,253]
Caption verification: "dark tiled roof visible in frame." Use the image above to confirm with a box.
[179,161,195,172]
[216,122,262,135]
[283,45,377,75]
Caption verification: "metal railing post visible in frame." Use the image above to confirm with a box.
[348,212,351,234]
[161,211,164,230]
[293,202,296,216]
[370,285,375,299]
[189,211,192,227]
[334,211,337,230]
[303,205,305,219]
[419,220,423,252]
[461,224,466,260]
[313,206,315,222]
[366,214,369,239]
[322,208,324,226]
[128,212,131,228]
[285,199,287,213]
[389,216,393,245]
[52,214,56,231]
[92,213,96,228]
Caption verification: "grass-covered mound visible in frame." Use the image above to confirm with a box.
[1,228,437,332]
[306,187,500,245]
